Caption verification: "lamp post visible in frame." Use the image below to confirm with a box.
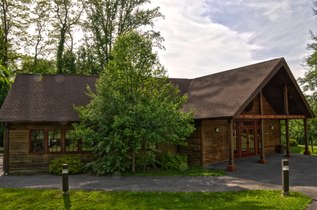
[282,159,289,196]
[62,164,69,193]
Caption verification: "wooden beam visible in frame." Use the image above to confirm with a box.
[258,91,266,164]
[285,119,290,158]
[284,85,289,115]
[235,114,306,119]
[303,119,311,155]
[227,119,237,172]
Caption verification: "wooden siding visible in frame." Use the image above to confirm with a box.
[7,123,92,174]
[179,121,202,165]
[200,120,229,165]
[262,95,281,153]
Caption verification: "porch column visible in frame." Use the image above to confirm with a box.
[284,85,290,158]
[258,91,266,163]
[227,119,237,172]
[285,119,290,158]
[3,123,9,174]
[303,118,311,155]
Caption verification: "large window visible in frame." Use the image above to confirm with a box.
[29,129,88,154]
[48,130,61,152]
[65,130,79,152]
[30,130,45,153]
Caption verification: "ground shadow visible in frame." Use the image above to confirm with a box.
[63,193,72,210]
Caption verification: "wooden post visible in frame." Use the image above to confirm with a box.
[227,119,237,172]
[3,123,9,174]
[284,85,290,158]
[258,91,266,164]
[303,119,311,155]
[285,119,290,158]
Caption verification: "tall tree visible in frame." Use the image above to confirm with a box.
[84,0,163,73]
[298,0,317,151]
[23,0,54,72]
[52,0,84,74]
[75,31,194,174]
[0,0,31,68]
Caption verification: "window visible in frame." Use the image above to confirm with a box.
[29,129,89,154]
[48,130,61,152]
[30,130,45,153]
[65,130,79,152]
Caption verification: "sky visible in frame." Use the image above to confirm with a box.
[151,0,316,79]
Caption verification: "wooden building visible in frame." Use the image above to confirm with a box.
[0,58,314,174]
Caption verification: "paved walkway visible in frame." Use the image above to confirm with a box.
[0,154,316,209]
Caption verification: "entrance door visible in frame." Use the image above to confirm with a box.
[240,128,256,156]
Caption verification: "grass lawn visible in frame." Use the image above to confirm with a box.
[124,166,225,176]
[0,189,311,210]
[290,144,317,155]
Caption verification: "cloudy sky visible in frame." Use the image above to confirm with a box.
[151,0,316,79]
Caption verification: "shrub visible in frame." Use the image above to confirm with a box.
[290,139,298,147]
[136,150,158,171]
[49,155,84,175]
[160,153,188,171]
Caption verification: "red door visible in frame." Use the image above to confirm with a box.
[240,128,256,156]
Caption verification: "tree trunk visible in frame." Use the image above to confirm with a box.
[132,149,135,173]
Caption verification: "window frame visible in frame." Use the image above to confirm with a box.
[47,129,62,153]
[29,129,46,154]
[29,128,89,154]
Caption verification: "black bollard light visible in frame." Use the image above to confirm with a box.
[62,164,69,193]
[282,159,289,196]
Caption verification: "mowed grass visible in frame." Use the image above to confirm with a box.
[290,144,317,155]
[0,188,311,210]
[124,167,225,176]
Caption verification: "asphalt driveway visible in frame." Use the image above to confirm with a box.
[0,154,316,209]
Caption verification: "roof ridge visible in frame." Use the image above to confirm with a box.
[193,57,283,80]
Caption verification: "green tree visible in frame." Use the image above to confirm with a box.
[22,0,54,72]
[75,43,101,75]
[0,0,31,68]
[19,56,56,74]
[0,64,12,147]
[84,0,163,73]
[75,31,194,174]
[298,0,317,150]
[52,0,84,74]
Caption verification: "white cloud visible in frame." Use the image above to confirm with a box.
[152,0,260,78]
[151,0,316,79]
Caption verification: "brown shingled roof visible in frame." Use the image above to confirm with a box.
[0,58,313,122]
[183,58,282,118]
[0,74,97,122]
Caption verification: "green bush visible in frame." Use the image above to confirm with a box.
[160,153,188,171]
[290,139,298,147]
[136,150,158,170]
[49,155,84,175]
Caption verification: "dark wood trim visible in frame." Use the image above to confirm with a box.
[3,123,9,174]
[227,119,237,171]
[235,114,306,119]
[303,119,310,155]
